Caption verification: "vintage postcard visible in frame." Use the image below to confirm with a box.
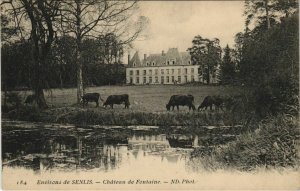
[1,0,300,190]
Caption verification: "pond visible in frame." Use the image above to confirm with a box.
[1,120,241,189]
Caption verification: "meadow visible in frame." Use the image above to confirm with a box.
[25,84,238,112]
[3,84,241,126]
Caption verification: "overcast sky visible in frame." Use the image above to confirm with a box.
[126,1,245,63]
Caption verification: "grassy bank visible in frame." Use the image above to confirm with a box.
[4,105,244,128]
[191,114,300,171]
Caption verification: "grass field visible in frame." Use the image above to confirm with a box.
[23,84,237,113]
[3,84,243,126]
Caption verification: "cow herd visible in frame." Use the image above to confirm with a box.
[166,94,229,111]
[24,92,234,111]
[79,92,232,111]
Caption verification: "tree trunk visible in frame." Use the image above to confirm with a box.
[75,0,85,104]
[35,88,48,109]
[207,65,210,84]
[265,0,271,29]
[77,61,84,103]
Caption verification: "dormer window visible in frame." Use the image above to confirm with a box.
[133,62,136,67]
[152,62,155,66]
[172,61,175,65]
[167,61,170,65]
[188,61,191,65]
[146,62,149,66]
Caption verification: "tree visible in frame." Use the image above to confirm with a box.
[50,35,77,88]
[244,0,298,30]
[59,0,147,103]
[238,13,298,115]
[187,36,222,84]
[244,0,274,30]
[2,0,61,108]
[219,45,236,85]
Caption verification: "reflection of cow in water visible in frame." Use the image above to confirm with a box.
[103,94,130,109]
[167,134,194,148]
[198,95,224,111]
[81,93,103,107]
[166,95,195,111]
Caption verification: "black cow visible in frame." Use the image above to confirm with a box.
[103,94,130,109]
[166,94,195,111]
[198,95,224,111]
[81,93,103,107]
[24,95,36,105]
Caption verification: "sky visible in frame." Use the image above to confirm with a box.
[126,1,245,64]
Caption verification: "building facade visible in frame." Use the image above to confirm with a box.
[126,48,200,85]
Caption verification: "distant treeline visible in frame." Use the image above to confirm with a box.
[1,35,126,90]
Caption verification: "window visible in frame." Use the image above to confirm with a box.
[178,68,181,74]
[146,62,149,66]
[155,69,158,75]
[185,68,188,74]
[161,76,164,84]
[166,69,169,74]
[167,61,170,65]
[188,61,191,65]
[152,62,155,66]
[155,76,158,83]
[185,75,188,82]
[149,76,152,83]
[191,68,194,74]
[172,60,175,65]
[136,70,139,75]
[191,75,194,82]
[171,76,174,83]
[130,78,133,84]
[143,70,146,75]
[136,77,139,84]
[149,69,152,75]
[166,76,169,83]
[178,76,181,83]
[143,77,147,84]
[161,69,164,74]
[133,62,136,66]
[130,70,133,75]
[171,69,174,74]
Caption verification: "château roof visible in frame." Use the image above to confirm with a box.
[128,48,191,67]
[129,51,142,67]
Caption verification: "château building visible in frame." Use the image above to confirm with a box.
[126,48,201,85]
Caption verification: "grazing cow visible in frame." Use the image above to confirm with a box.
[81,93,103,107]
[166,94,195,111]
[103,94,130,109]
[24,95,36,105]
[198,95,225,111]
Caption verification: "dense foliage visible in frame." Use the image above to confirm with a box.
[187,36,222,84]
[1,35,126,90]
[218,45,236,85]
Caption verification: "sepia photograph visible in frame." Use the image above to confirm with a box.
[1,0,299,190]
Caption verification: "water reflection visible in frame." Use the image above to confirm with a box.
[2,126,195,173]
[2,122,237,175]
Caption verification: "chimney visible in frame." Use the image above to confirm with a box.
[144,54,147,60]
[128,54,130,65]
[162,50,165,56]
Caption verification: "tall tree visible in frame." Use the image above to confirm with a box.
[2,0,61,108]
[59,0,146,103]
[244,0,298,30]
[187,36,222,84]
[219,45,236,85]
[244,0,274,30]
